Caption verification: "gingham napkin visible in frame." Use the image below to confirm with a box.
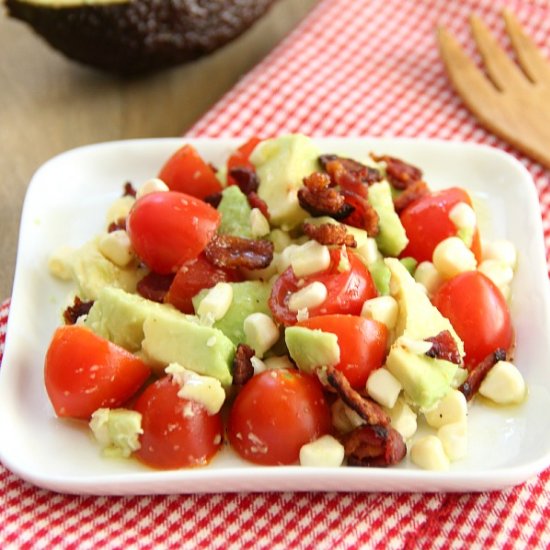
[2,0,550,547]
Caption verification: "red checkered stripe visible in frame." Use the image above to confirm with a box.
[2,0,550,548]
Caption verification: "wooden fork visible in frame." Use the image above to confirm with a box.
[437,10,550,169]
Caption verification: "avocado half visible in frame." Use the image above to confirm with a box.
[5,0,278,75]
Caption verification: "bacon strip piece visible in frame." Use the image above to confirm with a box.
[205,234,274,270]
[325,365,390,427]
[228,167,260,195]
[108,218,127,233]
[203,192,223,208]
[343,424,407,467]
[371,154,423,190]
[340,190,380,237]
[303,222,357,248]
[393,180,430,213]
[298,172,354,220]
[123,181,137,197]
[136,272,175,303]
[63,296,94,325]
[232,344,255,386]
[319,154,382,192]
[247,191,270,219]
[459,348,507,401]
[425,330,462,365]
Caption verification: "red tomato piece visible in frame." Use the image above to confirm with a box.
[158,144,222,199]
[164,253,242,314]
[134,376,223,470]
[399,187,482,263]
[226,137,262,186]
[44,325,150,420]
[228,369,331,465]
[126,191,220,274]
[432,271,513,370]
[298,315,388,389]
[269,248,377,326]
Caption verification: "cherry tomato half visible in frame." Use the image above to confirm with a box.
[432,271,513,370]
[134,376,223,470]
[126,191,220,274]
[44,325,150,420]
[399,187,482,263]
[298,315,388,389]
[228,369,331,465]
[158,144,222,199]
[165,254,242,314]
[269,248,377,326]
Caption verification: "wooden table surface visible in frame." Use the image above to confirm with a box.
[0,0,317,300]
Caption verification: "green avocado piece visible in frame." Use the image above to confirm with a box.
[251,134,320,230]
[368,181,409,257]
[400,257,418,275]
[368,259,391,296]
[192,280,272,346]
[85,287,234,385]
[285,326,340,374]
[217,185,253,238]
[384,258,465,409]
[5,0,278,75]
[71,238,146,301]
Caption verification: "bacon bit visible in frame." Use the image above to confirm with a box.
[320,154,382,196]
[425,330,462,365]
[303,222,357,247]
[107,218,127,233]
[343,424,407,467]
[459,348,507,401]
[247,191,270,219]
[371,154,423,190]
[205,234,274,270]
[340,190,380,237]
[298,172,354,219]
[232,344,255,386]
[123,182,137,197]
[228,167,259,195]
[63,296,94,325]
[393,180,430,213]
[136,272,175,303]
[325,365,390,427]
[203,192,223,208]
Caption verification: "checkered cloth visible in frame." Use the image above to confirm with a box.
[2,0,550,547]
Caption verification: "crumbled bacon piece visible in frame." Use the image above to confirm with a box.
[343,424,407,467]
[319,154,382,195]
[298,172,354,219]
[203,192,223,208]
[136,272,175,303]
[232,344,255,386]
[108,218,127,233]
[204,234,274,270]
[228,167,260,195]
[371,154,423,190]
[459,348,507,401]
[425,330,462,365]
[325,365,390,427]
[303,222,357,247]
[123,182,137,197]
[393,180,430,213]
[63,296,94,325]
[247,191,270,219]
[340,190,380,236]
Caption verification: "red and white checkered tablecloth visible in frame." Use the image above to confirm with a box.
[2,0,550,547]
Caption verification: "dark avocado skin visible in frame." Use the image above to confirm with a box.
[5,0,278,75]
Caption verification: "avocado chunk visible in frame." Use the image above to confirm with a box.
[217,186,253,239]
[285,326,340,374]
[384,258,465,409]
[6,0,278,75]
[71,238,146,301]
[251,134,320,230]
[368,259,391,296]
[192,280,272,346]
[142,314,235,386]
[368,181,409,257]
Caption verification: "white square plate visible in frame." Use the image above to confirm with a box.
[2,137,550,495]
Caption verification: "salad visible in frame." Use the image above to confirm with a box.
[45,134,525,472]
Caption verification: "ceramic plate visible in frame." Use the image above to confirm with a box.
[2,137,550,495]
